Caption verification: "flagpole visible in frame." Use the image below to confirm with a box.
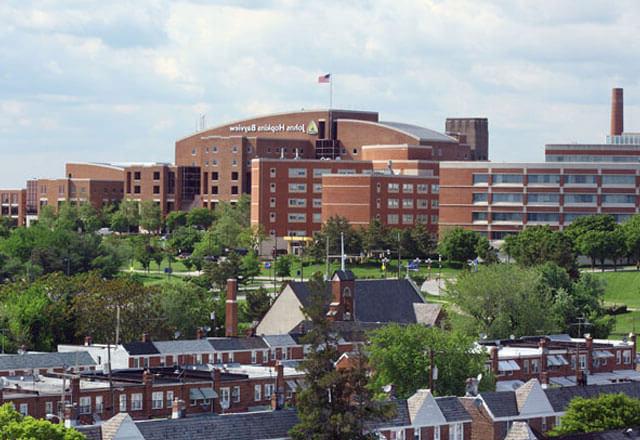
[329,74,333,109]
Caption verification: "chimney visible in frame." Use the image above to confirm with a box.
[489,346,499,375]
[143,369,153,418]
[212,369,222,413]
[539,338,548,380]
[540,371,549,389]
[171,398,186,419]
[70,376,80,407]
[271,361,285,410]
[225,279,238,337]
[611,88,624,136]
[141,333,151,343]
[585,334,593,374]
[196,328,205,340]
[84,336,92,346]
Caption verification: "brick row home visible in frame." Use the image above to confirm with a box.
[0,361,302,424]
[480,334,638,391]
[0,351,96,376]
[461,379,640,440]
[76,389,473,440]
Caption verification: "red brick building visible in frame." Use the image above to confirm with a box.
[0,189,26,226]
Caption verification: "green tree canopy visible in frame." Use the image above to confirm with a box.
[446,264,558,338]
[550,393,640,436]
[139,200,163,234]
[503,226,577,276]
[437,227,486,263]
[0,403,85,439]
[308,216,362,260]
[367,324,492,398]
[187,207,215,230]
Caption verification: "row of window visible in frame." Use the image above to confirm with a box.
[130,348,292,368]
[386,183,439,194]
[474,212,634,223]
[203,159,244,167]
[270,212,322,223]
[473,173,637,185]
[132,171,161,180]
[387,199,439,209]
[387,214,438,225]
[473,192,637,205]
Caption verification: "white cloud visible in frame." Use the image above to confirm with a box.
[0,0,639,186]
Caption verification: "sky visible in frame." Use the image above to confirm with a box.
[1,0,639,187]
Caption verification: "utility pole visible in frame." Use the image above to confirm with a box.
[325,235,329,280]
[107,342,115,417]
[115,305,121,346]
[397,230,401,280]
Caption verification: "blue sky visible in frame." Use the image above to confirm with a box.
[1,0,639,187]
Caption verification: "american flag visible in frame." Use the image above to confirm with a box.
[318,73,331,83]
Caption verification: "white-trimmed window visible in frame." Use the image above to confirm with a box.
[431,215,438,223]
[166,391,174,407]
[288,213,306,223]
[416,214,428,224]
[388,199,399,208]
[434,426,440,440]
[313,213,322,223]
[387,214,399,225]
[288,198,307,207]
[19,403,28,416]
[152,391,163,409]
[254,384,262,401]
[251,351,257,364]
[95,395,104,413]
[417,199,428,209]
[270,197,276,208]
[431,184,440,193]
[131,393,143,411]
[119,394,127,412]
[337,169,356,174]
[288,168,307,178]
[270,168,276,178]
[449,423,463,440]
[402,214,413,224]
[403,183,413,193]
[417,184,428,193]
[220,387,230,408]
[232,386,241,403]
[270,183,276,193]
[313,168,331,177]
[313,198,322,208]
[388,183,400,193]
[270,212,276,223]
[79,396,91,414]
[402,199,413,209]
[265,383,275,400]
[45,401,53,415]
[313,183,322,193]
[288,183,307,193]
[624,350,632,364]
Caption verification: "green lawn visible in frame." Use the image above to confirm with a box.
[125,258,193,273]
[611,310,640,339]
[259,259,462,280]
[590,270,640,309]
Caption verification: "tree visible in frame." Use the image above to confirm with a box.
[623,214,640,269]
[240,252,261,281]
[550,393,640,436]
[564,214,617,243]
[308,216,362,260]
[289,272,391,439]
[110,200,139,233]
[361,219,391,256]
[202,253,244,290]
[243,286,272,323]
[77,203,102,233]
[152,280,214,340]
[368,324,492,399]
[577,230,611,271]
[72,273,164,343]
[437,227,483,263]
[187,207,215,230]
[503,226,577,276]
[274,254,293,277]
[447,264,558,339]
[0,403,85,439]
[133,236,154,272]
[165,211,188,232]
[139,200,162,234]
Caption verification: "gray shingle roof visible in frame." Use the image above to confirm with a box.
[135,409,299,440]
[366,400,411,430]
[122,341,159,355]
[288,279,424,324]
[207,337,268,351]
[436,397,471,422]
[544,382,640,412]
[261,334,298,347]
[0,351,95,371]
[378,121,457,143]
[153,339,214,354]
[479,391,519,418]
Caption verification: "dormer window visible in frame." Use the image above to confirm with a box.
[343,287,351,297]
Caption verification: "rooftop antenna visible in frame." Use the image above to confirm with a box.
[340,232,346,271]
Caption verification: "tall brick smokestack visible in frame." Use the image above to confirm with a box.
[611,88,623,136]
[225,279,238,337]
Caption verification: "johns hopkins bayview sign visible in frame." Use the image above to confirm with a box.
[229,120,318,136]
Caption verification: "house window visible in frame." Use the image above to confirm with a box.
[263,350,270,362]
[288,168,307,178]
[270,168,276,178]
[191,148,197,156]
[119,394,127,412]
[251,351,257,364]
[153,185,160,194]
[79,396,91,414]
[417,184,428,193]
[212,186,218,194]
[270,212,276,223]
[449,423,463,440]
[523,359,529,374]
[624,350,632,364]
[387,214,399,225]
[265,383,274,400]
[388,199,399,208]
[45,401,53,415]
[152,392,163,409]
[212,172,219,180]
[220,388,230,408]
[131,393,143,411]
[431,184,440,194]
[134,171,141,180]
[402,214,413,224]
[232,386,241,403]
[19,403,28,416]
[254,384,262,401]
[388,183,400,193]
[402,199,413,209]
[231,186,238,195]
[229,352,234,362]
[579,355,587,370]
[95,396,104,413]
[270,183,276,193]
[288,183,307,193]
[403,183,413,193]
[617,351,622,365]
[231,172,238,181]
[531,359,540,373]
[313,183,322,193]
[134,185,141,194]
[153,171,160,180]
[166,391,174,407]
